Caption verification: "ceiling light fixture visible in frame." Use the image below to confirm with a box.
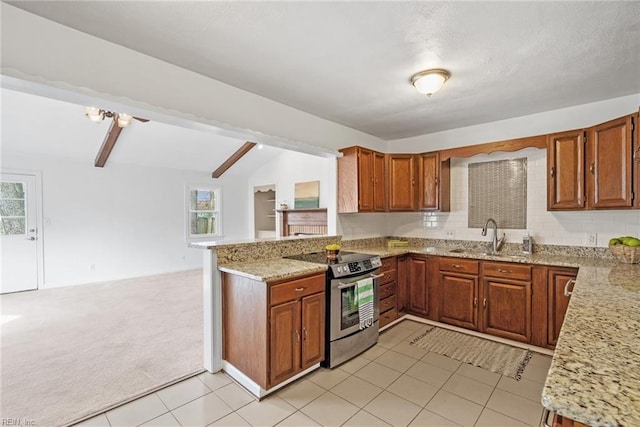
[411,69,450,96]
[84,106,133,128]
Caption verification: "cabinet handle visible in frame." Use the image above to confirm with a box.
[589,163,595,174]
[295,287,306,292]
[563,279,576,297]
[295,330,300,342]
[303,327,307,341]
[497,269,512,274]
[483,298,487,308]
[435,177,438,186]
[473,297,477,307]
[452,264,463,269]
[550,167,555,178]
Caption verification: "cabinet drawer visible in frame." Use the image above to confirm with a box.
[381,256,397,272]
[379,269,397,285]
[482,262,531,281]
[380,295,397,313]
[270,274,325,306]
[439,257,479,275]
[379,282,396,300]
[379,307,398,328]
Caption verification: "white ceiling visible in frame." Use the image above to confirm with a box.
[1,88,282,176]
[7,1,640,140]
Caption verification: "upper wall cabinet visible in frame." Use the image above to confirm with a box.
[547,113,637,211]
[338,146,386,213]
[417,152,451,211]
[387,154,416,211]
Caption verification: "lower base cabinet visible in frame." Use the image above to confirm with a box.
[547,267,578,347]
[223,272,325,390]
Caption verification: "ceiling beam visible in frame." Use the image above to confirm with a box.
[94,118,123,167]
[212,141,257,178]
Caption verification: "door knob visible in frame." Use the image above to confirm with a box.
[26,237,36,241]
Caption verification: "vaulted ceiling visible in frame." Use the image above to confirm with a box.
[8,1,640,140]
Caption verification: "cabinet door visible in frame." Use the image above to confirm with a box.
[408,257,428,315]
[269,300,301,386]
[373,151,387,211]
[440,273,478,330]
[388,154,416,211]
[417,152,439,210]
[547,268,577,347]
[357,148,374,211]
[300,293,325,369]
[482,279,531,343]
[587,115,634,208]
[547,130,585,210]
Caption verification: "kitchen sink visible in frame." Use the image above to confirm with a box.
[448,248,527,260]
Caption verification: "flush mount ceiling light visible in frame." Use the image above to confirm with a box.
[411,69,450,96]
[84,106,133,128]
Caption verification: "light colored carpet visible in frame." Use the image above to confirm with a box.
[0,269,203,427]
[410,326,532,380]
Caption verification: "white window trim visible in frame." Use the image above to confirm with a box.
[185,185,222,241]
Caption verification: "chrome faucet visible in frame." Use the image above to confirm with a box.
[481,218,505,254]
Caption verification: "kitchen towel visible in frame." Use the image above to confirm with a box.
[356,277,374,329]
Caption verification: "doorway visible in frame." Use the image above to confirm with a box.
[253,185,276,239]
[1,172,41,294]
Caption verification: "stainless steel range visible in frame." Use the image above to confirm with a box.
[286,251,382,367]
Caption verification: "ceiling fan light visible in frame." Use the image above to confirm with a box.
[85,106,103,122]
[411,69,450,96]
[117,113,132,128]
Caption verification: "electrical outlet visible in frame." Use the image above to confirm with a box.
[445,230,455,239]
[585,233,597,247]
[181,255,186,261]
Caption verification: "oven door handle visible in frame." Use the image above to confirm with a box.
[337,273,384,289]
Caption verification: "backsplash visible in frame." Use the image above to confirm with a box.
[338,148,640,247]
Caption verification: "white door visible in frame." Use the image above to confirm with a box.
[1,173,39,293]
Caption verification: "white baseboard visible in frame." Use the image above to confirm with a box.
[222,360,321,399]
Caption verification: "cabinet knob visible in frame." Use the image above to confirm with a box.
[295,330,300,342]
[589,163,595,174]
[473,297,478,307]
[483,298,487,308]
[550,167,555,178]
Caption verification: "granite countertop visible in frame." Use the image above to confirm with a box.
[218,258,328,282]
[218,243,640,425]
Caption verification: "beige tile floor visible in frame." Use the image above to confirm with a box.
[77,320,551,427]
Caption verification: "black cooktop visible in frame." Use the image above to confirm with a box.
[285,251,382,278]
[285,250,372,265]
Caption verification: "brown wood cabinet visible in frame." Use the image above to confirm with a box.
[417,152,450,211]
[481,262,532,343]
[378,256,399,328]
[547,267,578,347]
[438,258,533,343]
[337,146,386,213]
[406,256,430,316]
[548,113,637,211]
[387,154,416,211]
[223,272,325,389]
[396,255,408,314]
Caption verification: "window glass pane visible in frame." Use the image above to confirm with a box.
[1,218,25,235]
[190,212,216,235]
[191,190,215,211]
[0,182,25,199]
[0,200,25,216]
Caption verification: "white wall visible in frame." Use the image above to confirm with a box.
[1,151,250,288]
[248,150,337,236]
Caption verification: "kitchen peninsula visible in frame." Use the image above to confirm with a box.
[191,235,640,424]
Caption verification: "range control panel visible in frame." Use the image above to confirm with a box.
[330,256,382,278]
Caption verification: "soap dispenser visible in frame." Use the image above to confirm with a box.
[522,232,533,255]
